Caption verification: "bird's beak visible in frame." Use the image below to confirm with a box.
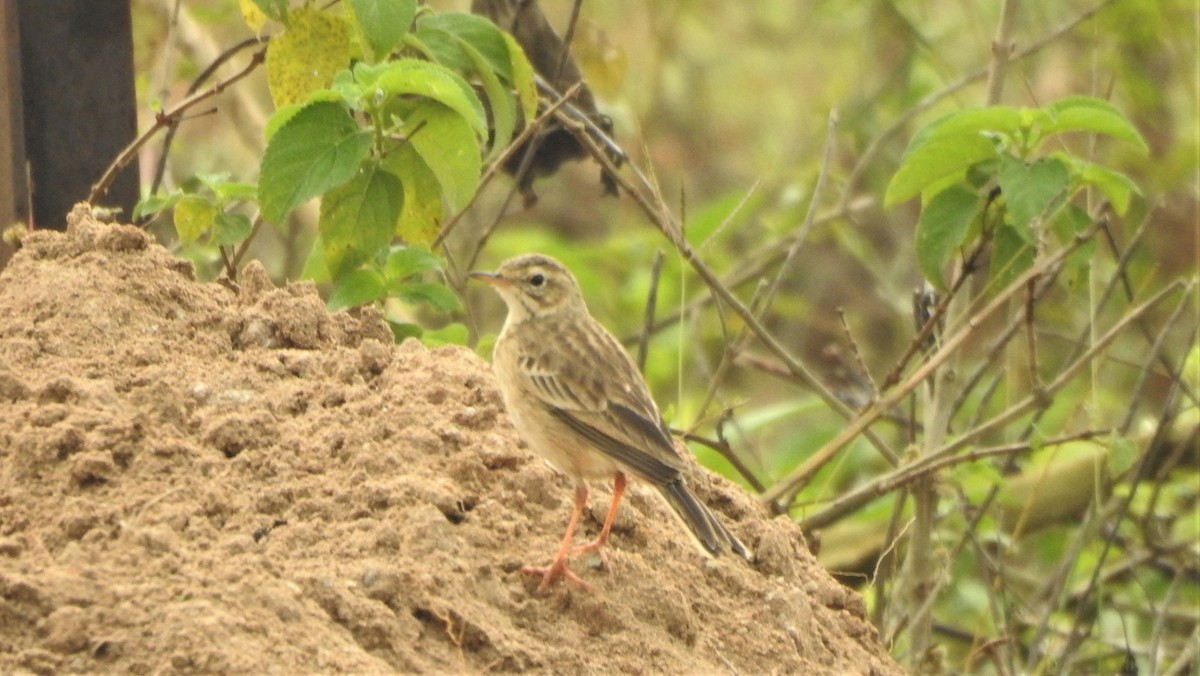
[468,271,508,287]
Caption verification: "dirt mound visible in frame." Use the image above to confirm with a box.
[0,206,899,674]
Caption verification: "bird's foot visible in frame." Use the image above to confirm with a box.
[570,538,612,572]
[521,556,594,595]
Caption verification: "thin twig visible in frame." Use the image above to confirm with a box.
[637,251,664,371]
[562,112,902,478]
[90,45,267,203]
[763,224,1101,509]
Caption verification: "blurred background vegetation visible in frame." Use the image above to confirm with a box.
[127,0,1196,672]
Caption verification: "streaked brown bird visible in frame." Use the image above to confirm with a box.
[471,253,748,594]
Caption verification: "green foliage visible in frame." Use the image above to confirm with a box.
[139,1,537,345]
[133,173,256,247]
[888,96,1147,290]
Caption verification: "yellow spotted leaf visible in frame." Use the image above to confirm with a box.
[266,8,352,108]
[239,0,267,35]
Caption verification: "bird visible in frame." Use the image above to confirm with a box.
[471,253,748,594]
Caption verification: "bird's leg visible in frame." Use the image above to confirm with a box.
[571,471,626,571]
[522,484,594,594]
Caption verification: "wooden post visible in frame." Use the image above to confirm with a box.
[0,0,27,268]
[13,0,139,234]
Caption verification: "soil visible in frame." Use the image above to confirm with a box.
[0,205,900,675]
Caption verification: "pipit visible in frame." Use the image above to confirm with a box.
[471,253,748,594]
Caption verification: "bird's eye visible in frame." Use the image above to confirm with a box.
[529,273,545,287]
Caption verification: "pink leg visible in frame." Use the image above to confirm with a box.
[572,472,626,570]
[522,484,594,594]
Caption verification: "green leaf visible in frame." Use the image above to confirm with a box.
[134,191,183,221]
[213,182,258,203]
[997,154,1069,240]
[402,100,482,213]
[264,103,303,143]
[348,0,417,59]
[1060,155,1140,215]
[914,185,982,290]
[415,12,512,79]
[422,321,468,346]
[328,268,388,310]
[382,144,445,243]
[213,211,253,246]
[259,101,373,224]
[388,320,423,341]
[265,8,351,108]
[375,59,487,137]
[991,218,1035,290]
[384,246,442,281]
[887,107,1021,205]
[250,0,288,21]
[1038,96,1149,153]
[503,32,538,127]
[456,35,516,157]
[174,195,217,244]
[394,281,461,312]
[318,164,404,277]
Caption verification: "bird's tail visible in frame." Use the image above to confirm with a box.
[658,478,750,559]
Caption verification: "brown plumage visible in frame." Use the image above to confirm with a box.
[471,253,748,594]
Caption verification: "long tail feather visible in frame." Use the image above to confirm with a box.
[658,479,750,559]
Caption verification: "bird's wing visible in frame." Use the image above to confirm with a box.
[514,314,684,484]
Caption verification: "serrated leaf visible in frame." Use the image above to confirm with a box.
[915,185,982,290]
[402,101,482,213]
[375,59,486,137]
[1039,96,1149,153]
[503,32,538,126]
[213,212,253,246]
[887,107,1022,205]
[328,268,388,310]
[174,195,216,244]
[264,103,303,143]
[384,246,442,281]
[456,35,516,157]
[318,164,404,277]
[382,144,444,242]
[266,8,351,108]
[997,154,1069,239]
[394,280,461,312]
[259,101,373,224]
[415,12,511,79]
[348,0,416,59]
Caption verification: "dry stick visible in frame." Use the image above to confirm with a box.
[906,0,1023,661]
[1020,287,1194,674]
[1162,625,1200,676]
[636,251,664,371]
[562,116,901,483]
[1148,569,1184,676]
[149,36,264,200]
[762,225,1102,509]
[838,0,1118,211]
[89,45,267,204]
[1046,289,1197,675]
[632,204,851,342]
[802,426,1111,531]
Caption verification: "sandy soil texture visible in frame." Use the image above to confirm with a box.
[0,206,900,674]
